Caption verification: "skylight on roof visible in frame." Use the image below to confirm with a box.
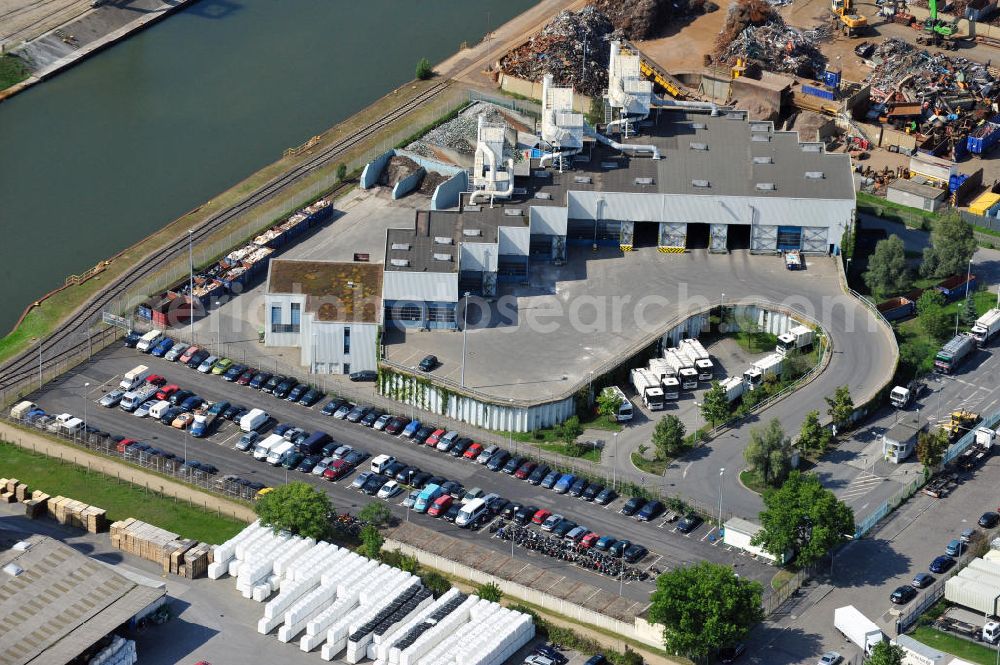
[390,259,410,267]
[753,156,773,164]
[635,178,655,186]
[433,253,452,261]
[391,243,411,251]
[755,183,776,191]
[690,143,708,151]
[805,171,825,179]
[692,179,710,188]
[434,236,452,245]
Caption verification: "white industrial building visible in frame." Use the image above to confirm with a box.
[264,260,382,374]
[723,517,791,564]
[381,73,854,330]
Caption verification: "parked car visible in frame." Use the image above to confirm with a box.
[595,487,618,505]
[159,406,184,425]
[373,414,393,431]
[321,398,346,416]
[361,408,384,427]
[502,456,526,475]
[565,526,589,543]
[197,355,219,373]
[464,443,484,460]
[911,572,935,589]
[595,536,617,551]
[428,494,453,517]
[155,384,179,401]
[123,330,141,348]
[236,431,260,452]
[890,585,917,604]
[929,556,955,574]
[236,368,257,385]
[552,520,578,538]
[349,370,377,382]
[385,417,410,435]
[333,403,354,420]
[418,355,438,372]
[250,372,273,389]
[402,490,420,509]
[172,412,194,429]
[410,472,432,489]
[342,450,367,467]
[946,539,967,557]
[486,450,511,471]
[979,511,1000,529]
[568,477,589,497]
[541,514,565,532]
[513,505,536,525]
[540,471,561,489]
[178,345,200,364]
[442,504,462,523]
[100,390,125,408]
[164,342,189,361]
[273,378,298,399]
[676,513,702,533]
[395,466,418,484]
[477,445,500,465]
[502,503,522,520]
[186,349,210,369]
[624,543,648,563]
[323,459,352,481]
[817,652,842,665]
[532,509,552,525]
[346,405,370,423]
[450,438,472,457]
[150,337,174,357]
[620,497,645,516]
[514,461,537,480]
[362,473,389,495]
[528,464,550,485]
[580,532,600,549]
[286,383,310,403]
[378,480,402,499]
[179,395,204,411]
[413,426,435,444]
[211,358,233,375]
[223,363,246,381]
[261,375,285,394]
[168,389,193,406]
[637,500,665,522]
[609,540,631,557]
[297,455,323,473]
[553,474,576,494]
[299,387,324,407]
[133,400,159,418]
[426,429,446,447]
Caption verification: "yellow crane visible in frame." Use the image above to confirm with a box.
[830,0,869,37]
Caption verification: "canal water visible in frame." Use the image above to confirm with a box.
[0,0,536,334]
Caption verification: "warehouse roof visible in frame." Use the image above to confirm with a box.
[267,260,383,323]
[894,635,946,663]
[0,533,165,665]
[888,178,947,200]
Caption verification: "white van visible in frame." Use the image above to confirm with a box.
[239,408,269,432]
[119,365,151,391]
[253,434,285,461]
[54,413,84,436]
[10,401,38,420]
[136,330,163,353]
[267,440,294,465]
[148,400,172,420]
[370,454,396,474]
[455,498,488,528]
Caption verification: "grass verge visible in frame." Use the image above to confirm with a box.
[910,626,997,665]
[512,414,621,443]
[739,469,771,495]
[771,569,795,591]
[0,441,245,543]
[631,452,669,476]
[539,441,602,463]
[0,54,29,90]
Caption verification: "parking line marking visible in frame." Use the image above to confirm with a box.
[701,527,717,542]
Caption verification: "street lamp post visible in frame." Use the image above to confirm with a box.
[82,382,90,441]
[613,431,619,488]
[461,292,471,388]
[188,229,194,344]
[718,467,725,528]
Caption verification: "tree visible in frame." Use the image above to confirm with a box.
[336,163,347,182]
[558,415,583,442]
[597,387,623,420]
[753,471,855,567]
[867,640,905,665]
[797,410,832,456]
[921,211,977,279]
[652,414,687,459]
[420,571,452,598]
[360,525,384,559]
[916,290,952,342]
[359,501,393,527]
[475,581,503,603]
[255,482,332,540]
[415,57,433,80]
[864,236,911,298]
[700,381,730,428]
[962,294,979,328]
[825,385,854,433]
[647,561,764,663]
[743,419,792,487]
[916,428,949,469]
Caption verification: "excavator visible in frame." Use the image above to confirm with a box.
[830,0,869,36]
[918,0,960,48]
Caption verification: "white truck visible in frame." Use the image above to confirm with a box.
[971,308,1000,347]
[253,433,285,461]
[602,386,633,422]
[119,365,151,391]
[678,339,715,381]
[663,348,693,375]
[239,408,269,432]
[630,368,665,410]
[984,620,1000,644]
[834,605,884,655]
[661,375,680,400]
[743,354,783,390]
[647,358,681,398]
[720,376,746,403]
[889,386,913,409]
[52,413,84,436]
[266,440,295,465]
[775,325,814,356]
[135,329,164,353]
[678,367,699,390]
[648,357,676,378]
[120,384,158,412]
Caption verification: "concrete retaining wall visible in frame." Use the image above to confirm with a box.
[360,150,393,189]
[392,167,426,199]
[432,171,468,210]
[499,74,593,114]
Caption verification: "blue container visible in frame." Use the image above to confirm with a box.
[823,68,842,88]
[949,173,969,193]
[802,84,836,101]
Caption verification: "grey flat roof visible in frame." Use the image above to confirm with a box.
[0,533,165,665]
[889,178,947,200]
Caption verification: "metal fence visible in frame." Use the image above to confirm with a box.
[853,469,928,539]
[942,405,1000,465]
[761,560,825,617]
[468,90,542,119]
[895,577,946,635]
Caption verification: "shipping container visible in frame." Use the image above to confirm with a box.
[935,273,978,301]
[877,296,915,321]
[802,84,836,100]
[970,192,1000,216]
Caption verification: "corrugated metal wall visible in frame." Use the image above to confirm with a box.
[382,271,458,302]
[659,313,710,347]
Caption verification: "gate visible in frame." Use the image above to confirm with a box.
[658,222,687,252]
[751,224,777,252]
[802,226,829,253]
[710,224,728,252]
[776,226,802,250]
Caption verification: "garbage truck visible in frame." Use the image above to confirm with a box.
[971,308,1000,347]
[834,606,883,655]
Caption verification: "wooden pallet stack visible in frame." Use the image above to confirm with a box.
[110,518,180,565]
[180,542,213,579]
[0,478,23,503]
[163,538,196,575]
[23,490,50,519]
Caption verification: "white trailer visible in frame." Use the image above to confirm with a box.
[661,376,680,400]
[743,354,784,390]
[631,369,665,411]
[663,348,694,375]
[776,325,814,356]
[119,365,151,391]
[678,367,699,390]
[648,357,676,379]
[972,308,1000,347]
[679,339,715,381]
[834,606,884,655]
[720,376,745,403]
[602,386,633,422]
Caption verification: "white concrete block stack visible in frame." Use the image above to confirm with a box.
[208,520,266,579]
[87,636,137,665]
[398,595,479,665]
[378,589,464,664]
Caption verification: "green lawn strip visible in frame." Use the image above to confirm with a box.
[538,441,601,463]
[631,452,669,476]
[739,470,769,495]
[909,626,997,665]
[0,441,245,543]
[771,569,795,591]
[0,54,29,90]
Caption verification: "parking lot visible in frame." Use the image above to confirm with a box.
[25,343,776,603]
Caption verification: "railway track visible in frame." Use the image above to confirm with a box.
[0,79,452,391]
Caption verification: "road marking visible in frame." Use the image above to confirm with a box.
[682,461,693,478]
[701,527,717,542]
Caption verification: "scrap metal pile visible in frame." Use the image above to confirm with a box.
[712,0,828,77]
[497,7,619,98]
[594,0,673,39]
[866,38,996,106]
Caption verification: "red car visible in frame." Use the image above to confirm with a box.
[236,368,257,385]
[145,374,167,387]
[463,443,484,460]
[116,438,139,453]
[514,461,537,480]
[580,532,600,549]
[427,494,453,517]
[323,459,351,481]
[425,428,446,447]
[532,509,552,525]
[156,384,180,401]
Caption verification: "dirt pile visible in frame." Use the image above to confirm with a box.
[593,0,672,40]
[379,156,422,187]
[498,7,618,98]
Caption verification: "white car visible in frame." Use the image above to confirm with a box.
[312,457,335,476]
[817,652,842,665]
[333,403,353,419]
[402,490,420,508]
[377,480,402,499]
[373,413,392,431]
[197,355,218,373]
[99,390,125,408]
[164,342,189,362]
[133,399,159,417]
[523,656,556,665]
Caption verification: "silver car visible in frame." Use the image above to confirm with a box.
[99,390,125,407]
[402,490,420,508]
[133,400,159,417]
[197,355,218,373]
[373,414,392,431]
[164,342,189,362]
[312,457,335,476]
[817,652,842,665]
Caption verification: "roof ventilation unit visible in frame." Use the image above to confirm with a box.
[600,161,619,169]
[752,134,771,142]
[690,142,708,151]
[755,183,776,191]
[534,192,553,200]
[513,187,528,195]
[635,177,655,186]
[750,122,771,132]
[433,253,452,262]
[692,122,708,130]
[470,115,514,206]
[692,179,710,188]
[391,243,411,251]
[3,563,23,577]
[753,156,773,164]
[390,259,410,268]
[802,144,822,152]
[463,228,482,237]
[574,176,592,184]
[433,236,452,244]
[805,171,825,179]
[504,209,524,216]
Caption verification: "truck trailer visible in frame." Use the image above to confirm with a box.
[934,334,976,373]
[776,325,814,356]
[834,606,884,655]
[720,376,746,403]
[744,354,784,390]
[631,369,665,411]
[663,348,694,375]
[971,308,1000,347]
[678,339,715,380]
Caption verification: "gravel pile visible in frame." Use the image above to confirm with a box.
[407,102,515,158]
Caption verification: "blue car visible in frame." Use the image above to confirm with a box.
[553,473,576,494]
[402,419,422,438]
[150,337,175,357]
[929,555,955,574]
